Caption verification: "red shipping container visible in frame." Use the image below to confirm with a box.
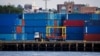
[84,34,100,41]
[16,26,22,33]
[63,20,84,26]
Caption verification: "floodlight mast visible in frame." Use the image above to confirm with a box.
[43,0,50,10]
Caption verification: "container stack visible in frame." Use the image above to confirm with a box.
[46,13,66,40]
[0,13,100,41]
[24,13,48,40]
[0,14,17,41]
[63,20,84,40]
[15,14,25,40]
[84,20,100,41]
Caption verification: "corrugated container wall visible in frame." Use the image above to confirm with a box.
[15,34,27,40]
[84,26,100,34]
[64,20,84,40]
[0,14,18,26]
[64,20,84,26]
[68,14,92,20]
[0,26,14,34]
[84,34,100,41]
[47,19,61,26]
[24,13,48,20]
[25,20,47,26]
[92,14,99,20]
[66,27,84,34]
[25,27,46,38]
[66,34,84,40]
[0,34,14,41]
[85,20,100,26]
[26,34,34,40]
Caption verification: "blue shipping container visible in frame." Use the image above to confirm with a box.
[16,34,26,40]
[66,27,84,33]
[0,14,18,26]
[25,27,46,33]
[47,19,61,26]
[0,34,14,41]
[16,19,22,26]
[68,14,91,20]
[16,34,22,40]
[24,13,48,20]
[66,34,84,40]
[85,20,100,26]
[99,14,100,20]
[0,26,15,34]
[26,34,34,40]
[25,20,47,26]
[85,26,100,34]
[25,27,34,33]
[92,14,99,20]
[48,13,57,19]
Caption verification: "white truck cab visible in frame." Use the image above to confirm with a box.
[34,32,40,39]
[34,32,42,41]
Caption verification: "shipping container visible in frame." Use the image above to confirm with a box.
[25,19,47,26]
[84,34,100,41]
[66,27,84,33]
[99,14,100,20]
[25,27,34,33]
[24,13,48,20]
[84,26,100,34]
[26,34,34,40]
[25,27,46,34]
[16,19,25,26]
[16,26,22,34]
[24,13,66,20]
[64,20,84,26]
[92,14,99,20]
[48,13,57,19]
[47,19,61,26]
[16,34,22,40]
[0,14,18,26]
[60,14,66,25]
[56,13,62,19]
[16,34,26,40]
[85,20,100,26]
[66,34,84,40]
[0,26,14,34]
[16,19,22,26]
[68,13,92,20]
[0,34,14,41]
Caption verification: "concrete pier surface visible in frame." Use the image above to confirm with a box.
[0,41,100,52]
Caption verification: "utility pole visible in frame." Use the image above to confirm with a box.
[43,0,49,10]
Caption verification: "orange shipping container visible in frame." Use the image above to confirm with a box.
[16,26,22,33]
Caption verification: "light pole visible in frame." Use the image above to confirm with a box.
[43,0,50,10]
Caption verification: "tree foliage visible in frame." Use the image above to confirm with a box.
[0,5,23,14]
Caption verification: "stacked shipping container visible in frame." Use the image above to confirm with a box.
[46,13,66,40]
[24,13,48,40]
[15,14,25,40]
[0,13,100,41]
[0,14,18,40]
[84,20,100,41]
[64,20,84,40]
